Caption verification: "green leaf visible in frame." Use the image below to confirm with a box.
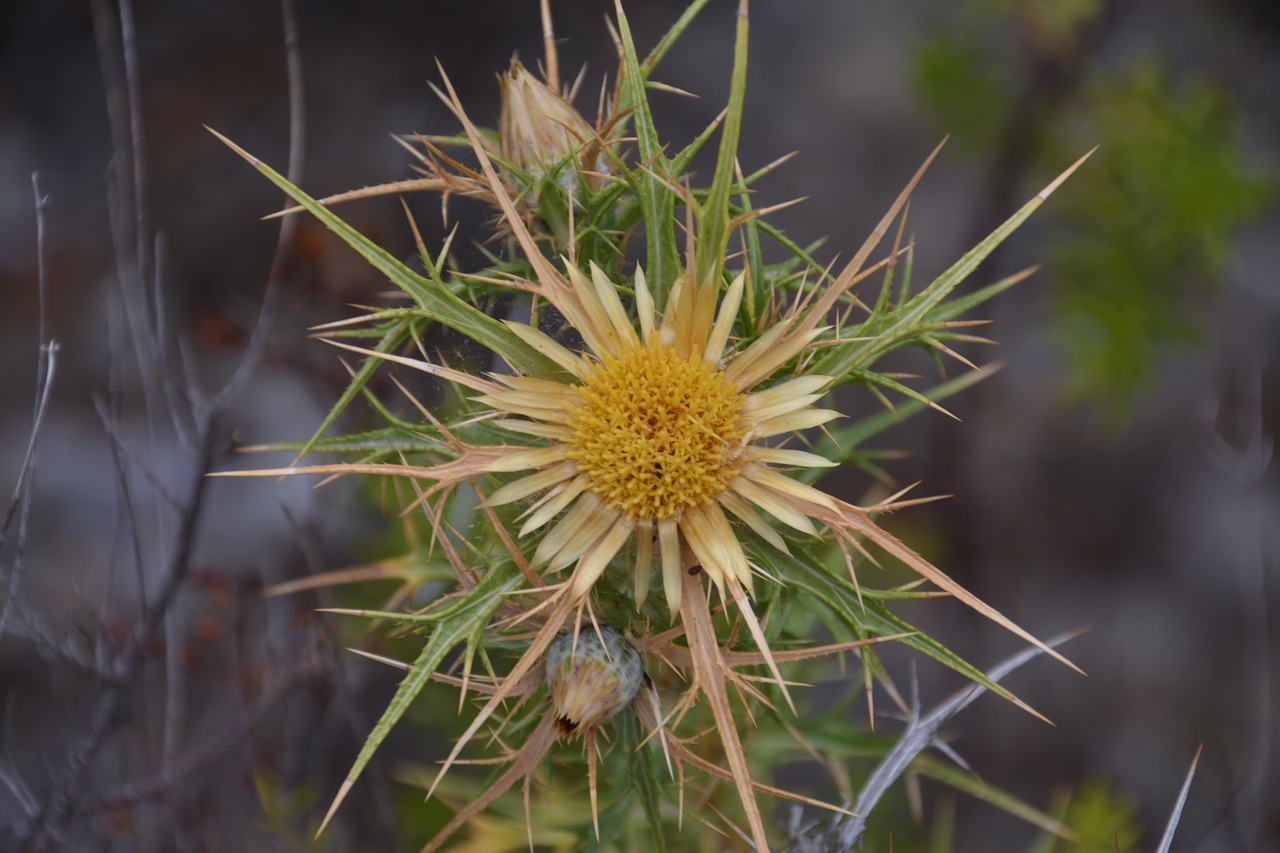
[293,321,412,462]
[251,426,440,456]
[613,5,681,303]
[617,711,669,851]
[760,547,1023,708]
[668,109,726,178]
[317,561,524,832]
[640,0,714,76]
[695,0,750,290]
[917,757,1076,841]
[812,152,1089,381]
[819,366,991,459]
[737,178,766,328]
[844,367,959,418]
[208,128,561,380]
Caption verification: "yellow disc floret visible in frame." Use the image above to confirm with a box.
[567,341,748,520]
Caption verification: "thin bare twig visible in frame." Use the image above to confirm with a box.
[215,0,305,410]
[17,0,310,845]
[0,762,38,820]
[83,653,331,814]
[119,0,148,293]
[21,425,218,851]
[0,178,55,543]
[91,395,185,513]
[0,611,109,680]
[0,176,59,640]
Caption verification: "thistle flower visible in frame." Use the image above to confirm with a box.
[211,2,1091,848]
[469,258,843,623]
[216,30,1084,677]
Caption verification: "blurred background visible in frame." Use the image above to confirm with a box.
[0,0,1276,849]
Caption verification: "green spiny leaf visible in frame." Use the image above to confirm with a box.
[917,757,1076,841]
[695,0,750,290]
[763,548,1024,709]
[812,151,1090,380]
[293,321,412,463]
[317,561,524,833]
[208,128,561,379]
[613,3,680,302]
[640,0,714,76]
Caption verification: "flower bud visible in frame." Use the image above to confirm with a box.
[545,625,643,737]
[498,60,597,190]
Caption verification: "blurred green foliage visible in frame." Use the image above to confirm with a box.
[1047,62,1272,405]
[914,0,1274,411]
[254,774,326,850]
[1029,781,1143,852]
[914,35,1010,155]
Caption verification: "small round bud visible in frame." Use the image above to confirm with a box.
[498,60,596,191]
[545,625,644,738]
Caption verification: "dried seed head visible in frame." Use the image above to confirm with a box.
[498,59,596,191]
[545,625,644,738]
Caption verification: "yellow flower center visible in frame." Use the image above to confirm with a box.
[567,342,748,520]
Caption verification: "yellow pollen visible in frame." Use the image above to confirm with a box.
[567,342,748,520]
